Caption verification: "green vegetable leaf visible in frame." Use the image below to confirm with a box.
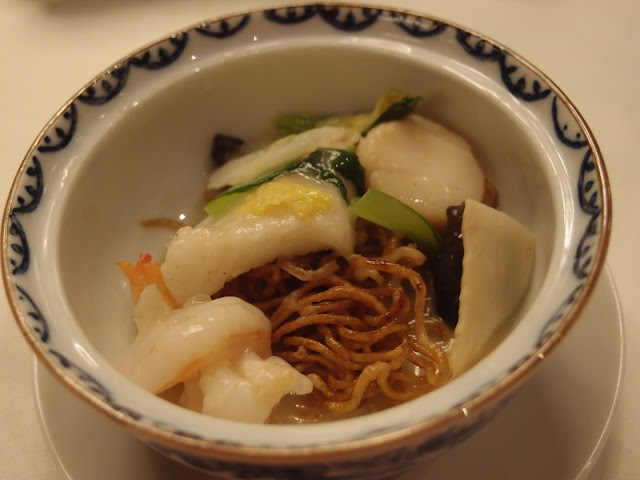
[275,89,421,135]
[328,149,366,195]
[349,188,441,251]
[365,96,421,134]
[203,190,247,217]
[297,149,365,200]
[204,160,299,216]
[276,113,326,134]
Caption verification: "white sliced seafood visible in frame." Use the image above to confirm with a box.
[120,295,271,393]
[449,199,535,376]
[208,125,361,189]
[189,351,312,423]
[162,173,355,305]
[356,114,485,230]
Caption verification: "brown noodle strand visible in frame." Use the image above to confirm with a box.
[140,217,186,230]
[326,370,355,391]
[271,313,366,343]
[282,336,362,371]
[300,285,389,316]
[323,362,390,413]
[351,256,428,343]
[318,325,352,361]
[336,322,406,345]
[346,340,409,364]
[277,257,341,281]
[299,299,357,316]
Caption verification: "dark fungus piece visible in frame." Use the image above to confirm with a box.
[211,134,244,167]
[431,203,465,328]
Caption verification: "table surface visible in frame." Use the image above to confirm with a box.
[0,1,637,479]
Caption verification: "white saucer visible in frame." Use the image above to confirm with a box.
[34,267,624,480]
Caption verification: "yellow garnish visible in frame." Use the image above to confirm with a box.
[240,181,334,219]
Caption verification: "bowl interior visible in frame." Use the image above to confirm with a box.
[55,43,557,364]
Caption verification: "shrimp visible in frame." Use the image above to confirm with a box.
[116,253,175,307]
[179,351,312,423]
[120,294,272,394]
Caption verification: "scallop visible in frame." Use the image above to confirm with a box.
[356,114,485,230]
[449,199,535,376]
[162,173,355,305]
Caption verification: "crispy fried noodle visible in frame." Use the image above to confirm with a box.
[216,220,453,417]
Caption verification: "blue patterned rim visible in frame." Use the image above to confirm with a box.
[2,2,610,464]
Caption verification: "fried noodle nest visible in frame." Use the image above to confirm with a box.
[215,220,452,416]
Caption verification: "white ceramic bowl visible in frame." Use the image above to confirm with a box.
[2,4,610,479]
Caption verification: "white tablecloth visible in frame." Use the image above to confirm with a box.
[1,1,637,479]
